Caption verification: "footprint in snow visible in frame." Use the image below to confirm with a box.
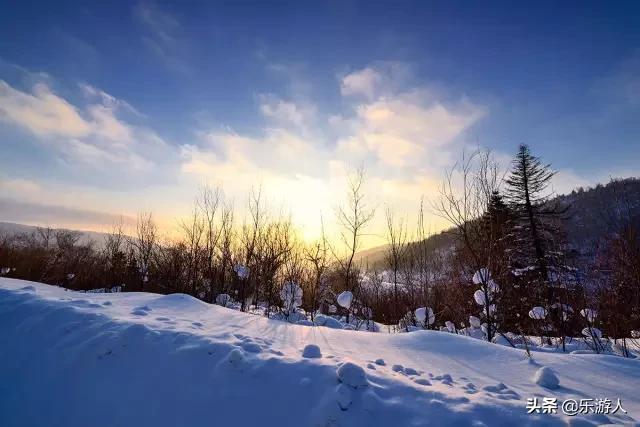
[463,382,478,394]
[482,383,520,400]
[102,301,112,306]
[132,305,152,315]
[433,374,454,385]
[240,342,262,353]
[404,367,419,376]
[191,322,203,327]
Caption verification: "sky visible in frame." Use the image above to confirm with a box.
[0,0,639,248]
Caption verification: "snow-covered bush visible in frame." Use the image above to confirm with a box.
[337,291,353,309]
[472,268,491,285]
[582,327,602,339]
[580,308,597,323]
[280,282,303,314]
[215,293,232,307]
[233,264,250,280]
[473,289,487,306]
[528,306,547,320]
[469,315,481,328]
[445,321,456,333]
[415,307,435,327]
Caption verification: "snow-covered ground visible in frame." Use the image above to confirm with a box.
[1,278,639,427]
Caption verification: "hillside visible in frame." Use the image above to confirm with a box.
[1,278,639,426]
[0,221,112,247]
[355,177,640,269]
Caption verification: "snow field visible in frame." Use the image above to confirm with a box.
[1,278,639,427]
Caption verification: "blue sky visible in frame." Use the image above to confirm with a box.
[0,1,639,245]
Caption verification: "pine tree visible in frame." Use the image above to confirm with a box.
[505,144,572,342]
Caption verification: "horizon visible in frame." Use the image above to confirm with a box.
[1,1,639,249]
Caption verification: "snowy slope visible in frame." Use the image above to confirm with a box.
[1,279,638,427]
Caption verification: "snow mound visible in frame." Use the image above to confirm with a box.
[152,293,209,310]
[533,367,560,389]
[337,362,368,388]
[337,291,353,309]
[302,344,322,358]
[314,314,343,329]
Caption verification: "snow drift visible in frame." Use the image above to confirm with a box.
[0,278,639,427]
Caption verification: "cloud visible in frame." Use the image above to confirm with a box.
[258,94,317,131]
[134,1,190,73]
[0,78,168,173]
[594,51,640,107]
[0,179,42,194]
[336,66,486,168]
[0,81,91,137]
[180,62,488,245]
[79,83,144,117]
[0,198,135,230]
[341,68,383,99]
[339,62,411,100]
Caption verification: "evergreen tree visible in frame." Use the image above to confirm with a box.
[505,144,572,342]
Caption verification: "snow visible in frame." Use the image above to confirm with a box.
[302,344,322,359]
[472,268,491,285]
[415,307,435,325]
[580,308,598,322]
[469,315,481,328]
[1,278,639,426]
[280,282,303,313]
[473,289,486,306]
[337,362,368,388]
[529,306,547,320]
[533,367,560,390]
[233,264,250,280]
[582,327,603,339]
[215,293,231,306]
[337,291,353,309]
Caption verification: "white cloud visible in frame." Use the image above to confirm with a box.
[79,83,143,117]
[0,81,91,137]
[0,178,42,194]
[134,1,190,73]
[341,68,383,99]
[258,94,317,131]
[336,85,486,168]
[179,62,488,245]
[0,79,168,173]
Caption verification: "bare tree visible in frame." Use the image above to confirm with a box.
[304,219,329,321]
[132,211,157,291]
[433,149,506,342]
[385,207,408,325]
[198,185,222,301]
[332,168,375,322]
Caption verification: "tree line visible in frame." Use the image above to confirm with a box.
[0,145,638,353]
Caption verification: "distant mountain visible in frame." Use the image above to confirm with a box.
[355,177,640,269]
[0,222,112,247]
